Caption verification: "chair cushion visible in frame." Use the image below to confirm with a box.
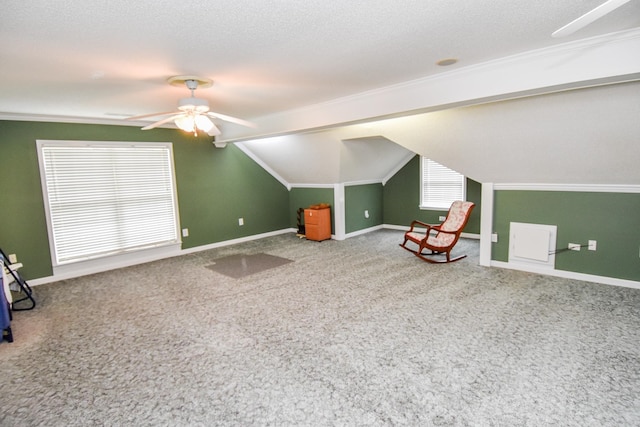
[427,233,456,247]
[406,231,426,242]
[441,201,474,232]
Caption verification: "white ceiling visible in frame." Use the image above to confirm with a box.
[2,1,640,185]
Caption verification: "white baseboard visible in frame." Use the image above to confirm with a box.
[179,228,295,255]
[29,227,638,291]
[30,228,296,286]
[491,260,640,290]
[345,225,384,239]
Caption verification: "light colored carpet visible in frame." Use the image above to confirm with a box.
[1,230,639,426]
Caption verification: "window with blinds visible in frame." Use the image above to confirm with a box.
[420,157,466,209]
[37,141,180,266]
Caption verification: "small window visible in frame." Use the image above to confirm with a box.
[420,157,465,210]
[37,140,180,266]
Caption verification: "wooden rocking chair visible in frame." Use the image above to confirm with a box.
[399,200,475,263]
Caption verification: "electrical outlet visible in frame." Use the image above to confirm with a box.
[182,228,189,237]
[238,218,244,226]
[588,240,597,251]
[364,210,369,219]
[8,254,17,263]
[491,233,498,243]
[568,243,581,251]
[439,216,446,221]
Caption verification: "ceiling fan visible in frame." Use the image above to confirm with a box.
[552,0,631,37]
[128,75,254,136]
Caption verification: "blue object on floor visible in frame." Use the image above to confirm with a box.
[1,274,13,343]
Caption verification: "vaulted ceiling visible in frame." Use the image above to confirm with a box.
[2,1,639,185]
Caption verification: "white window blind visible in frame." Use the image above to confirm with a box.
[38,141,179,266]
[420,157,465,209]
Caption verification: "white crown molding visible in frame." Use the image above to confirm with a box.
[289,183,335,189]
[382,152,416,185]
[234,142,291,190]
[3,28,639,144]
[0,111,177,128]
[494,183,640,193]
[343,179,383,187]
[220,28,640,143]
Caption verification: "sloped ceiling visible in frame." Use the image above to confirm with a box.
[237,80,640,186]
[237,135,414,186]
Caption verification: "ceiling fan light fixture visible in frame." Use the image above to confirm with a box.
[175,115,195,133]
[129,75,254,136]
[194,115,214,133]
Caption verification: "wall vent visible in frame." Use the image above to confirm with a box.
[508,222,557,270]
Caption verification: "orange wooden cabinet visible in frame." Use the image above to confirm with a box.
[304,207,331,241]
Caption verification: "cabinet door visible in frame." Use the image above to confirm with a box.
[305,224,321,241]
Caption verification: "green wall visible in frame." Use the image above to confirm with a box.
[382,155,481,233]
[345,183,383,234]
[288,187,335,233]
[5,121,634,285]
[0,120,289,280]
[492,190,640,281]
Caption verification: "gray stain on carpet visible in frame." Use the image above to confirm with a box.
[206,253,293,278]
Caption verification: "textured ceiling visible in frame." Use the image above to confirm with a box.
[2,0,639,123]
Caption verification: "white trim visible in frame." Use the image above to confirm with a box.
[460,232,480,240]
[179,228,294,255]
[418,206,450,211]
[382,152,416,185]
[27,225,638,293]
[343,179,382,187]
[29,228,295,286]
[479,183,494,267]
[49,243,182,283]
[494,183,640,193]
[345,224,384,239]
[234,142,291,190]
[36,140,181,267]
[3,30,640,142]
[333,184,346,241]
[383,224,410,232]
[289,183,335,189]
[491,260,640,290]
[0,112,167,128]
[218,28,640,143]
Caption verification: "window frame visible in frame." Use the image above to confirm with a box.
[419,157,466,210]
[36,140,181,270]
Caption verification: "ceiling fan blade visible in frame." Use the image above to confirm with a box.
[127,111,178,121]
[552,0,631,38]
[206,111,256,128]
[141,114,183,130]
[207,123,222,136]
